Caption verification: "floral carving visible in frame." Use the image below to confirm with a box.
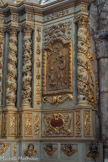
[6,27,17,107]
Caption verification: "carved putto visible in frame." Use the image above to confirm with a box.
[62,144,78,156]
[24,144,37,157]
[0,143,10,155]
[44,144,57,156]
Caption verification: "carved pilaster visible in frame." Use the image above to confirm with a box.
[22,24,33,108]
[0,27,4,108]
[6,26,18,108]
[76,15,97,107]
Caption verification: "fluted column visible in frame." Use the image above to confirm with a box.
[6,26,18,108]
[22,25,33,108]
[0,27,4,109]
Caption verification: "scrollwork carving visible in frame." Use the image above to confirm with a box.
[44,22,72,47]
[34,114,40,135]
[75,110,81,137]
[84,110,92,136]
[43,113,72,136]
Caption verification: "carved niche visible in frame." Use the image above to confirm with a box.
[43,40,73,105]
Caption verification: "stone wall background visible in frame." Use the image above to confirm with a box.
[90,0,108,159]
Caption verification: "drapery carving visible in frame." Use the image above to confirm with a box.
[76,15,98,108]
[22,24,33,108]
[6,26,17,108]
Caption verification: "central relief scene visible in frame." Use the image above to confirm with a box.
[43,40,73,105]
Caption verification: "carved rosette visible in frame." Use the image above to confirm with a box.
[76,15,98,108]
[6,27,17,108]
[22,25,33,108]
[0,28,4,108]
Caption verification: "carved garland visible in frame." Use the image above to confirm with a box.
[6,26,17,107]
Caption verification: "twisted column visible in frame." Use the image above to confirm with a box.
[6,26,18,108]
[76,15,97,107]
[0,27,4,108]
[22,25,32,108]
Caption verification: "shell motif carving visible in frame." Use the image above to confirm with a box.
[6,29,17,106]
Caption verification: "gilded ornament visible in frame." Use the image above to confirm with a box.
[62,144,78,156]
[44,144,57,156]
[18,113,22,136]
[24,144,37,157]
[76,15,98,108]
[9,113,17,136]
[84,110,92,136]
[75,111,81,137]
[0,143,10,155]
[43,94,73,106]
[43,41,73,105]
[14,144,17,156]
[43,113,72,136]
[34,114,40,135]
[44,22,72,47]
[24,113,33,136]
[2,113,7,137]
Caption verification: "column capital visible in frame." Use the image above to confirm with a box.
[74,15,90,27]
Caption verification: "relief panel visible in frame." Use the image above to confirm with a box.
[43,41,73,105]
[42,112,73,136]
